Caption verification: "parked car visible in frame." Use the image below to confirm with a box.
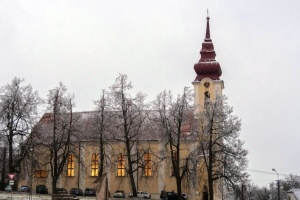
[36,185,48,194]
[84,188,96,196]
[55,188,68,194]
[113,190,125,198]
[160,190,187,200]
[129,191,151,199]
[160,191,173,200]
[5,185,12,192]
[20,186,30,192]
[70,188,83,196]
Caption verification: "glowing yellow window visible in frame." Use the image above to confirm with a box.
[144,153,152,176]
[67,154,75,177]
[34,170,47,178]
[117,153,125,176]
[91,153,99,176]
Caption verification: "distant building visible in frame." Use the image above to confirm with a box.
[287,188,300,200]
[18,16,224,200]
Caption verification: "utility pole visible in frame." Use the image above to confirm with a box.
[277,180,280,200]
[241,184,244,200]
[272,168,280,200]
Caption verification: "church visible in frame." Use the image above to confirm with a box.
[18,15,224,200]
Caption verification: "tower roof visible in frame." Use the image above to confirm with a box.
[194,16,222,81]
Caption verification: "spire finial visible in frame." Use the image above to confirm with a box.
[205,10,211,40]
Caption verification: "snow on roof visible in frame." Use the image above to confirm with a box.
[35,110,196,142]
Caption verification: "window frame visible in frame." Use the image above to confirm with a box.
[143,153,152,176]
[117,153,125,176]
[204,91,210,99]
[34,170,47,178]
[67,153,75,177]
[91,153,99,177]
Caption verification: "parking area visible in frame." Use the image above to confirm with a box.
[0,191,161,200]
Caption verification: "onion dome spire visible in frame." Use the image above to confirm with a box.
[194,15,222,81]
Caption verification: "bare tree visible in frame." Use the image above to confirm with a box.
[0,77,41,173]
[93,90,111,178]
[244,184,270,200]
[261,174,300,200]
[196,95,248,200]
[92,89,115,200]
[109,74,149,197]
[35,82,76,193]
[254,187,270,200]
[281,174,300,191]
[152,87,195,200]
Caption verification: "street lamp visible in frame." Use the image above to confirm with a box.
[272,168,280,200]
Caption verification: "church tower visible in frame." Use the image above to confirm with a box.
[193,16,224,112]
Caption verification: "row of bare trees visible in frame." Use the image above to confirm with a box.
[0,74,248,200]
[233,174,300,200]
[92,74,248,200]
[0,78,75,192]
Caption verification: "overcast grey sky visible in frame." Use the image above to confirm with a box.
[1,0,299,187]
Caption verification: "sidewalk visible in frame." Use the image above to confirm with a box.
[0,192,83,200]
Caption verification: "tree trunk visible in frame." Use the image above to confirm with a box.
[208,172,214,200]
[176,177,182,200]
[127,147,137,197]
[1,148,6,190]
[8,131,13,173]
[52,177,58,194]
[208,131,214,200]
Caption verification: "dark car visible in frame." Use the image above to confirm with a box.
[113,190,125,198]
[160,190,186,200]
[20,186,30,192]
[55,188,68,194]
[36,185,48,194]
[84,188,96,196]
[70,188,83,196]
[163,191,175,200]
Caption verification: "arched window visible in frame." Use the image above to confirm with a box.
[143,153,152,176]
[117,153,125,176]
[34,170,47,178]
[67,154,75,177]
[204,91,210,99]
[91,153,99,176]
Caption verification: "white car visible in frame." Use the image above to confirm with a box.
[5,185,12,192]
[129,191,151,199]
